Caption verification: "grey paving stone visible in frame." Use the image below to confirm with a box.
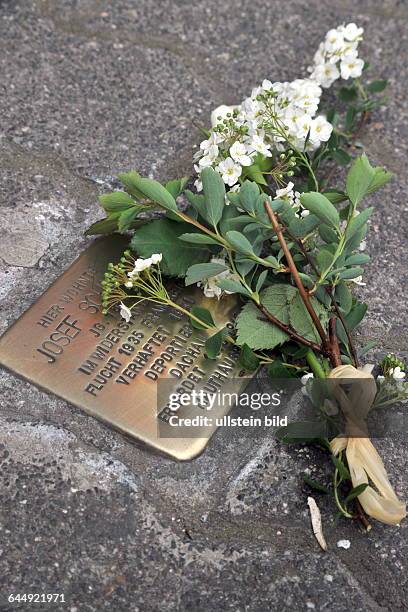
[0,1,407,610]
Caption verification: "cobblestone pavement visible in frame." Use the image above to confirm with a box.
[0,1,407,610]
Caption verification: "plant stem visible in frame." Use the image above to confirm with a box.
[264,201,328,346]
[306,350,326,379]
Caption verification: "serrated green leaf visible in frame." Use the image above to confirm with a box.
[201,166,225,228]
[346,154,375,205]
[288,292,328,343]
[185,262,227,286]
[131,219,209,277]
[300,192,340,228]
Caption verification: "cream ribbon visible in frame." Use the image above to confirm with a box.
[329,365,406,526]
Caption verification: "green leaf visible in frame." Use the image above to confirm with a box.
[267,359,296,379]
[331,149,351,166]
[216,279,251,297]
[346,154,375,206]
[130,176,178,212]
[118,207,145,232]
[303,474,329,494]
[345,207,373,242]
[236,284,290,350]
[205,328,229,359]
[225,231,255,256]
[339,267,364,280]
[256,270,269,294]
[131,219,209,277]
[99,191,135,212]
[85,216,120,236]
[316,249,334,274]
[288,292,328,343]
[323,190,348,204]
[185,262,227,286]
[366,167,393,195]
[118,171,147,199]
[179,233,221,246]
[344,107,357,132]
[335,282,352,314]
[345,303,367,330]
[239,180,260,214]
[165,177,189,198]
[190,306,216,330]
[345,483,369,503]
[337,85,358,102]
[201,166,225,228]
[236,284,328,350]
[366,79,387,93]
[245,163,268,185]
[332,455,351,481]
[319,224,338,244]
[300,192,340,228]
[238,344,260,371]
[345,253,370,266]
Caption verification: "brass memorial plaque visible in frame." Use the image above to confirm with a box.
[0,236,246,460]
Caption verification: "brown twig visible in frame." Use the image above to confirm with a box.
[328,317,342,367]
[264,202,329,346]
[354,498,372,533]
[256,303,323,354]
[286,233,360,368]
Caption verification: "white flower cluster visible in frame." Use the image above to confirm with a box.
[194,23,364,193]
[309,23,364,87]
[125,253,162,287]
[198,256,240,299]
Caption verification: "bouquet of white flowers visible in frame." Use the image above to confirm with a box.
[87,24,406,533]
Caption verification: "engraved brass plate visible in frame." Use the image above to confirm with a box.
[0,236,247,460]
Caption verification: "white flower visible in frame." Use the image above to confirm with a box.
[129,257,153,276]
[325,28,345,53]
[150,253,162,264]
[312,62,340,88]
[390,366,406,380]
[349,275,366,286]
[248,134,272,157]
[200,132,223,152]
[276,182,295,199]
[198,144,219,168]
[340,56,364,80]
[310,116,333,144]
[119,302,132,322]
[229,141,253,166]
[217,157,242,186]
[210,104,237,127]
[125,281,133,288]
[341,23,364,41]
